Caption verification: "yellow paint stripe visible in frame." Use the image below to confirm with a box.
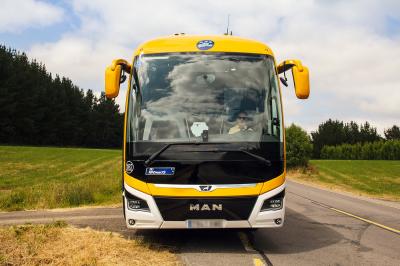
[148,183,263,197]
[253,258,265,266]
[125,172,285,197]
[259,172,285,194]
[124,173,151,194]
[330,207,400,235]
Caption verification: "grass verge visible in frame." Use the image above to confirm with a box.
[0,145,122,211]
[0,221,180,266]
[288,160,400,201]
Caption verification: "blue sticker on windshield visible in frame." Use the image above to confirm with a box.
[145,167,175,175]
[197,40,214,50]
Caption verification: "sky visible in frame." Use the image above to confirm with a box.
[1,0,399,134]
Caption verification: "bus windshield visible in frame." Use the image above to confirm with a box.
[127,53,283,143]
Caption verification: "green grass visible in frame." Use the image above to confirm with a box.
[0,146,122,211]
[2,146,399,210]
[297,160,400,200]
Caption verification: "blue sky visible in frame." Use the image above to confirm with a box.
[1,0,399,134]
[0,0,79,50]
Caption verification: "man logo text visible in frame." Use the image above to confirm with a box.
[189,204,223,211]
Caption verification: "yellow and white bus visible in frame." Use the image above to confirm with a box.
[105,34,309,229]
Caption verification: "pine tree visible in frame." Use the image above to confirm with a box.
[0,45,123,148]
[384,125,400,140]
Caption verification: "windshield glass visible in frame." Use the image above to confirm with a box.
[127,53,283,143]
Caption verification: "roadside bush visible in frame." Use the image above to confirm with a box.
[286,124,313,168]
[320,140,400,160]
[0,190,26,210]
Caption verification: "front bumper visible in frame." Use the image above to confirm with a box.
[123,182,285,229]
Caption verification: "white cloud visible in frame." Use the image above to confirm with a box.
[30,35,131,90]
[26,0,400,133]
[0,0,64,32]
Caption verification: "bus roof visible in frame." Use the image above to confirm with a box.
[133,34,274,57]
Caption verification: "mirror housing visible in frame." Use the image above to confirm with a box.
[105,59,132,99]
[277,59,310,99]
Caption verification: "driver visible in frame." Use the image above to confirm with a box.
[229,111,253,134]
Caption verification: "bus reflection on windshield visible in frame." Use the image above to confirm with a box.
[128,53,283,143]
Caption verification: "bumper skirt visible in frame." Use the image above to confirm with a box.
[123,182,285,229]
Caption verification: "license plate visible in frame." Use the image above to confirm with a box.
[186,219,224,228]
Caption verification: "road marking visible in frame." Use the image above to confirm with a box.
[329,207,400,235]
[253,258,265,266]
[289,191,400,235]
[238,231,274,266]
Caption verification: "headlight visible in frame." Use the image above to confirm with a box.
[125,191,150,212]
[261,189,284,211]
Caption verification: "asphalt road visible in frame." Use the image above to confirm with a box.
[1,180,399,266]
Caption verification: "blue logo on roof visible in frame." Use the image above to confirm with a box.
[197,40,214,50]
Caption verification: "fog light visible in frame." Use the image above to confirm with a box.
[128,219,135,225]
[274,218,282,225]
[261,190,285,211]
[125,191,150,212]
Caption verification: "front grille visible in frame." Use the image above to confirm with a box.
[154,196,257,221]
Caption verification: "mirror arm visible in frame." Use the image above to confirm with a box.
[111,59,132,74]
[277,59,304,74]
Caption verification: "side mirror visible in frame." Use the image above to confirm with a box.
[105,59,132,99]
[277,59,310,99]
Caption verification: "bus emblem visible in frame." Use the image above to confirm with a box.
[199,185,213,191]
[126,161,134,174]
[197,40,214,50]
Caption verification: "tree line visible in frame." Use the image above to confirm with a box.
[0,45,123,148]
[311,119,399,158]
[286,120,400,168]
[321,141,400,160]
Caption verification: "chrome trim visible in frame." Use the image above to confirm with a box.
[153,183,257,192]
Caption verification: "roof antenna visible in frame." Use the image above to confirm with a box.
[225,14,230,35]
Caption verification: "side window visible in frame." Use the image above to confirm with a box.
[271,97,279,136]
[127,58,139,142]
[269,62,283,142]
[127,87,136,142]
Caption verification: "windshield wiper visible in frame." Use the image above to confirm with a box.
[144,143,271,167]
[144,142,225,167]
[237,149,271,166]
[206,148,271,166]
